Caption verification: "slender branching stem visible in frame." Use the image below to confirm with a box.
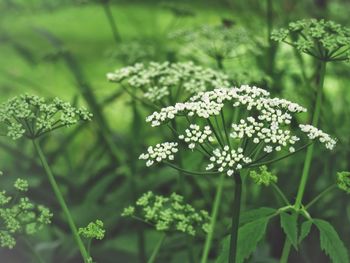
[271,183,290,206]
[305,184,336,210]
[280,60,327,263]
[32,139,89,263]
[200,173,225,263]
[228,172,242,263]
[147,233,166,263]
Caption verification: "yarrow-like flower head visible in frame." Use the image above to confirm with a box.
[107,62,230,105]
[140,85,336,176]
[122,191,210,236]
[271,19,350,61]
[0,94,93,140]
[0,173,52,249]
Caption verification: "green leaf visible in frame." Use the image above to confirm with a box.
[299,220,313,244]
[240,207,276,226]
[314,219,349,263]
[216,217,270,263]
[280,212,298,250]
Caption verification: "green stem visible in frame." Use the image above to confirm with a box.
[280,239,291,263]
[32,139,89,263]
[295,60,326,208]
[200,173,225,263]
[101,0,121,44]
[305,184,336,210]
[280,60,327,263]
[147,233,166,263]
[229,172,242,263]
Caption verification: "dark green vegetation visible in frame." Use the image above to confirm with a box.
[0,0,350,262]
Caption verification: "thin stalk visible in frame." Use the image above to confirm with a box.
[200,173,225,263]
[294,62,326,207]
[101,0,121,44]
[228,172,242,263]
[280,60,327,263]
[32,139,89,263]
[147,233,166,263]
[305,184,336,210]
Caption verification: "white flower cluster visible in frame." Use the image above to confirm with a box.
[299,124,336,150]
[107,62,230,103]
[206,146,252,176]
[146,85,306,127]
[141,85,336,175]
[231,117,300,153]
[179,125,213,149]
[139,142,179,167]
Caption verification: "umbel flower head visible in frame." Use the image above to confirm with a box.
[337,171,350,194]
[0,94,93,140]
[107,61,230,106]
[79,220,105,240]
[140,85,336,176]
[122,191,210,236]
[171,24,251,62]
[0,172,52,249]
[271,19,350,61]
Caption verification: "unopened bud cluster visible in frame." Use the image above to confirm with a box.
[122,192,210,236]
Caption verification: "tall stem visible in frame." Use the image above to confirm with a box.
[295,60,326,207]
[147,233,166,263]
[200,173,225,263]
[229,172,242,263]
[280,60,327,263]
[101,0,121,44]
[32,139,89,263]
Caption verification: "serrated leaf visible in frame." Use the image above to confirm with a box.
[299,220,313,244]
[216,217,270,263]
[314,219,349,263]
[240,207,276,226]
[280,212,298,249]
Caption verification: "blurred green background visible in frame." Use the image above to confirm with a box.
[0,0,349,262]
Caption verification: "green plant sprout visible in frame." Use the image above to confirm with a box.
[0,94,93,263]
[249,165,277,186]
[79,219,106,263]
[272,19,350,262]
[0,172,52,249]
[107,61,230,108]
[122,191,210,263]
[138,85,336,263]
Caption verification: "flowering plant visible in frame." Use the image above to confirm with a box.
[139,85,337,262]
[0,172,52,249]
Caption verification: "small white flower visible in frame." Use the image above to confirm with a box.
[139,142,179,166]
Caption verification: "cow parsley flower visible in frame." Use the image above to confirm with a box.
[139,142,178,167]
[107,62,230,106]
[141,85,336,176]
[271,19,350,61]
[0,94,93,140]
[171,24,251,66]
[179,124,214,149]
[0,174,52,249]
[299,124,336,150]
[122,192,210,236]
